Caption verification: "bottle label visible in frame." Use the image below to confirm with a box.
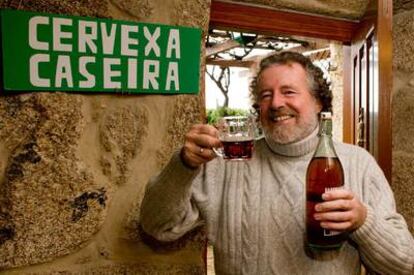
[324,229,341,236]
[323,186,344,237]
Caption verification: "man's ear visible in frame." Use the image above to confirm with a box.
[252,103,260,115]
[251,103,260,122]
[316,100,323,113]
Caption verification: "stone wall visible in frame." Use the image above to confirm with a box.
[233,0,368,20]
[0,0,210,274]
[329,42,344,142]
[1,0,412,273]
[392,0,414,234]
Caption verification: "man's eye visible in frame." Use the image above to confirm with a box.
[260,92,272,100]
[283,90,296,95]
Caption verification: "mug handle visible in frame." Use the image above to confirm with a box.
[212,147,224,158]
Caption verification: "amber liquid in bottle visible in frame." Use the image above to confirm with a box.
[306,112,347,251]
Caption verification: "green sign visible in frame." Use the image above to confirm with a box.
[0,9,201,94]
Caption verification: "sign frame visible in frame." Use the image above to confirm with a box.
[0,9,201,94]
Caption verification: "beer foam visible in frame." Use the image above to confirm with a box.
[220,136,254,142]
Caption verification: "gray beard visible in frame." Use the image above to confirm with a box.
[262,116,318,145]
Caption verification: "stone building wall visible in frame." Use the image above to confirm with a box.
[1,0,413,274]
[0,0,210,274]
[392,0,414,234]
[329,42,344,142]
[233,0,368,20]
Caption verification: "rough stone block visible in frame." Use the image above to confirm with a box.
[156,95,202,168]
[232,0,368,19]
[392,152,414,234]
[392,86,414,153]
[0,0,109,18]
[394,0,414,15]
[0,93,109,268]
[99,106,148,185]
[173,0,211,29]
[16,262,205,275]
[110,0,154,20]
[393,10,414,72]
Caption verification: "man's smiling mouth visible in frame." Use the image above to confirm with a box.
[269,114,295,122]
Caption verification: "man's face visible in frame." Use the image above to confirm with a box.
[257,63,322,144]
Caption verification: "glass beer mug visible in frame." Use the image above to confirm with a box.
[213,115,256,160]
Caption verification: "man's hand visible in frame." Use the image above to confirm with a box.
[314,189,367,232]
[180,124,222,169]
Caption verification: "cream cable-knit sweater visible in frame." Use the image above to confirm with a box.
[140,130,414,274]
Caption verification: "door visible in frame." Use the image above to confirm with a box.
[343,0,392,181]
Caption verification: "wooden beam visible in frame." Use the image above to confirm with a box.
[286,42,328,54]
[206,59,255,68]
[210,1,358,44]
[342,45,353,144]
[206,39,241,57]
[377,0,392,182]
[305,48,331,61]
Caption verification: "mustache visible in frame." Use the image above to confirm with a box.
[267,108,297,120]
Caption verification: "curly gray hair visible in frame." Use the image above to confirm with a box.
[250,51,332,113]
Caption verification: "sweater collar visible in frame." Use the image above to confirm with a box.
[264,126,319,157]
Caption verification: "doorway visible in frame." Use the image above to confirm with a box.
[205,2,392,273]
[208,0,392,181]
[204,28,338,135]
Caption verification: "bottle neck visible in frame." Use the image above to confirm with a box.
[313,118,337,158]
[318,118,332,137]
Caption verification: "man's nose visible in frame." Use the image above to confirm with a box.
[271,94,285,109]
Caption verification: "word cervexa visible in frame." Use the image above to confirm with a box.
[28,16,181,91]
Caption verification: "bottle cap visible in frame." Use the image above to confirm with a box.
[320,112,332,119]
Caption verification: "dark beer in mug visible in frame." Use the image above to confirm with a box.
[222,138,254,160]
[306,112,347,251]
[214,116,256,160]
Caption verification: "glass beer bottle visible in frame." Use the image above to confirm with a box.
[306,112,347,250]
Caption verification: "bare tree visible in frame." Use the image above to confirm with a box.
[206,66,231,108]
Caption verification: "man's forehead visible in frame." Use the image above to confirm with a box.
[258,63,306,83]
[264,61,303,71]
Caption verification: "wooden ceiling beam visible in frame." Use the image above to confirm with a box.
[305,49,331,61]
[206,39,241,57]
[206,58,255,68]
[209,1,358,44]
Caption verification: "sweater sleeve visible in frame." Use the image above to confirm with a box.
[139,151,204,242]
[350,152,414,274]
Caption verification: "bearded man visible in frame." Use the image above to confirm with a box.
[140,52,414,275]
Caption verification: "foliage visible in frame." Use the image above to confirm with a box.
[206,107,250,125]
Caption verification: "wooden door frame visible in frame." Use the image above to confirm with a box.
[342,0,392,181]
[209,0,392,181]
[342,17,376,146]
[376,0,392,182]
[210,1,358,43]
